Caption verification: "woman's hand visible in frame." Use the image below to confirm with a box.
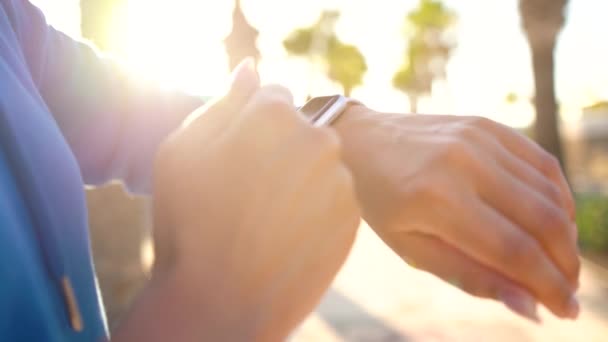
[150,62,361,341]
[335,108,579,322]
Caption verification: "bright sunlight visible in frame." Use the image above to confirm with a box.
[123,0,233,96]
[33,0,608,127]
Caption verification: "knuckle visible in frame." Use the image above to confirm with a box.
[438,139,469,162]
[439,139,482,173]
[407,177,453,206]
[543,181,563,206]
[539,153,560,176]
[405,178,433,199]
[534,202,564,229]
[457,124,480,141]
[466,116,494,129]
[502,237,541,269]
[450,140,473,161]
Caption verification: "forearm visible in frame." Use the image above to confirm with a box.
[333,105,406,228]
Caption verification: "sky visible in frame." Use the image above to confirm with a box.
[30,0,608,128]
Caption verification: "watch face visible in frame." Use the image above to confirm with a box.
[298,95,341,122]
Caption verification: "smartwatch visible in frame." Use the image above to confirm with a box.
[297,95,361,127]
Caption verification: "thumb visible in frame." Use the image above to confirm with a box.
[228,57,260,103]
[184,58,260,131]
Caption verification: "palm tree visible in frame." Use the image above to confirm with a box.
[326,41,367,97]
[283,11,367,97]
[519,0,568,167]
[392,37,434,114]
[392,0,456,113]
[283,11,340,60]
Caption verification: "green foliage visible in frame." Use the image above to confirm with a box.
[582,101,608,120]
[283,28,314,56]
[327,42,367,96]
[505,92,519,104]
[586,101,608,112]
[576,193,608,253]
[283,11,367,96]
[283,10,340,57]
[393,0,456,112]
[407,0,454,29]
[392,67,415,93]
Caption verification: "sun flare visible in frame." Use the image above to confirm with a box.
[122,0,233,96]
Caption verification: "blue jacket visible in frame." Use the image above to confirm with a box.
[0,1,201,340]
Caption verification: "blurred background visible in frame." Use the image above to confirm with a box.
[32,0,608,340]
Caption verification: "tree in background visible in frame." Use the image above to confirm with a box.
[519,0,568,167]
[284,11,340,64]
[283,11,367,97]
[224,0,260,71]
[326,41,367,97]
[392,0,456,113]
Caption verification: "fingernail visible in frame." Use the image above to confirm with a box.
[566,295,580,319]
[499,288,541,323]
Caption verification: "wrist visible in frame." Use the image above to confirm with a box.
[333,104,379,166]
[333,103,375,128]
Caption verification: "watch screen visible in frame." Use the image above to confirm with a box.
[298,95,340,122]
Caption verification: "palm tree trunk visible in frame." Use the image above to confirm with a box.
[409,94,419,114]
[344,87,352,97]
[530,39,565,168]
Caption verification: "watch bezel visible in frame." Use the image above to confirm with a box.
[298,95,356,127]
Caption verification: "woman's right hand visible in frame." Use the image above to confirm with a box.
[150,61,361,341]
